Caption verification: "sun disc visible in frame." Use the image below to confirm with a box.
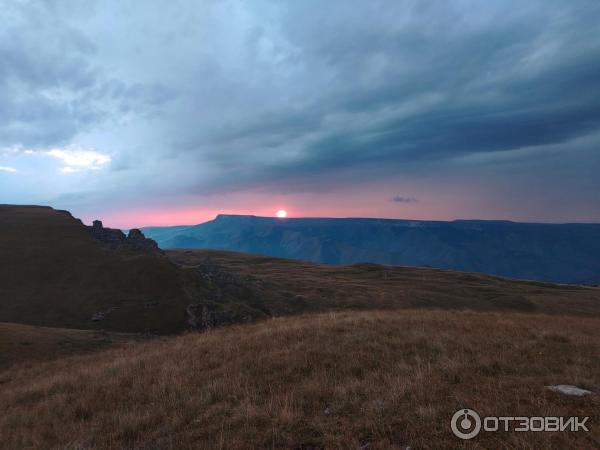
[276,209,287,218]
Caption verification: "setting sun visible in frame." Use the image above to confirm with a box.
[276,209,287,218]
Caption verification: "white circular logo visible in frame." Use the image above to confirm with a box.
[451,408,482,439]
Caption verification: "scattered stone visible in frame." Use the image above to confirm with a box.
[546,385,593,396]
[91,311,106,321]
[324,407,331,416]
[91,306,119,322]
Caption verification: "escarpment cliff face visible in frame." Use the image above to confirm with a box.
[144,215,600,284]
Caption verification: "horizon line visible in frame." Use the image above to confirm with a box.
[132,213,600,229]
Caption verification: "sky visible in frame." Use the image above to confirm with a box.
[1,0,599,227]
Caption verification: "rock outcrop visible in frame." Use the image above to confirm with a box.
[88,220,161,254]
[126,228,160,253]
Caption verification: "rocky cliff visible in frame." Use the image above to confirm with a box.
[88,220,160,254]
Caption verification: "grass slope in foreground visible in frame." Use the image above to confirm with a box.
[1,309,598,449]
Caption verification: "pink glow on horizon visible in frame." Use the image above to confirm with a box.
[76,191,477,228]
[77,198,462,229]
[73,176,600,229]
[75,182,441,228]
[79,200,590,229]
[80,205,299,228]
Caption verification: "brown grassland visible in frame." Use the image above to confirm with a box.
[169,249,600,317]
[1,309,598,449]
[0,322,142,369]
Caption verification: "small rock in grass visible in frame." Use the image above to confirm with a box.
[546,385,593,396]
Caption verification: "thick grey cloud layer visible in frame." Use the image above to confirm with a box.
[1,0,599,221]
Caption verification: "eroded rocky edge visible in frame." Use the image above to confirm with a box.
[87,220,161,254]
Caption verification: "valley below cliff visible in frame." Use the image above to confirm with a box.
[143,214,600,285]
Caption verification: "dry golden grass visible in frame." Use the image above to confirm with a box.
[1,309,598,449]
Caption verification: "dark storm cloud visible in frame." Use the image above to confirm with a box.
[218,2,600,184]
[1,0,600,219]
[124,0,597,205]
[0,5,97,147]
[0,1,171,150]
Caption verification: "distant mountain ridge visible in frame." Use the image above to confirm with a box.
[142,214,600,284]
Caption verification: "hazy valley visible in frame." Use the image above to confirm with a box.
[143,214,600,285]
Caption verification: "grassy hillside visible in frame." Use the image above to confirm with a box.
[0,205,195,333]
[168,249,600,317]
[1,309,598,449]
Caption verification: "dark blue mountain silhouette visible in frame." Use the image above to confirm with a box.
[142,215,600,284]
